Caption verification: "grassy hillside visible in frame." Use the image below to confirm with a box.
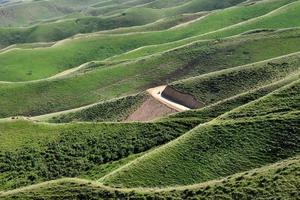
[0,0,102,27]
[48,93,148,123]
[5,71,296,190]
[43,65,300,124]
[0,119,197,190]
[0,12,206,49]
[0,0,299,198]
[101,80,300,187]
[171,51,300,106]
[221,77,300,120]
[106,1,298,59]
[101,12,208,34]
[0,0,247,49]
[0,31,300,118]
[84,0,242,17]
[165,72,299,123]
[0,0,296,82]
[1,156,299,199]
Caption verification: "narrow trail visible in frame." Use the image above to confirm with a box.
[147,85,190,112]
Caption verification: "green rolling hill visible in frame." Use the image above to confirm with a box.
[0,0,247,49]
[0,0,299,199]
[1,156,299,199]
[0,28,300,118]
[0,0,298,82]
[100,79,300,187]
[0,0,102,27]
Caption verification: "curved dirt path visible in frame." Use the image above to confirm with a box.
[147,86,190,112]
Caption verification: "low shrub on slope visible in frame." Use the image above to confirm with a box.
[0,119,197,190]
[48,93,147,123]
[1,156,299,199]
[222,78,300,120]
[101,80,300,187]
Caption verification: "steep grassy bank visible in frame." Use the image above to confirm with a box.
[1,31,300,118]
[1,156,299,199]
[48,93,148,123]
[165,72,300,122]
[171,52,300,106]
[0,119,197,190]
[101,80,300,187]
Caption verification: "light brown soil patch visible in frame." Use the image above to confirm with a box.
[125,96,177,122]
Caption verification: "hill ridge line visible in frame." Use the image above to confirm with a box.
[5,70,297,123]
[172,50,300,84]
[1,38,300,85]
[2,51,298,121]
[99,77,300,182]
[113,0,300,60]
[1,156,298,196]
[0,0,290,56]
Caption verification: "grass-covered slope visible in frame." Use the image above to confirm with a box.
[0,1,299,197]
[0,0,247,49]
[43,70,300,124]
[0,6,203,48]
[101,80,300,187]
[0,0,296,82]
[0,0,101,27]
[108,0,300,61]
[165,72,300,123]
[1,156,299,199]
[171,52,300,106]
[221,78,300,120]
[110,0,300,61]
[47,93,148,123]
[86,0,245,17]
[0,119,198,190]
[1,30,300,118]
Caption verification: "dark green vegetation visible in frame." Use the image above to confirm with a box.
[171,51,300,106]
[0,0,299,199]
[101,80,300,187]
[48,93,147,123]
[104,115,300,187]
[1,156,299,199]
[222,77,300,120]
[0,0,101,27]
[0,119,198,190]
[165,73,299,122]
